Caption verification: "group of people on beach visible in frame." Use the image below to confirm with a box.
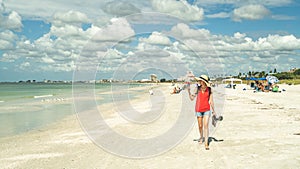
[170,84,182,94]
[254,80,281,93]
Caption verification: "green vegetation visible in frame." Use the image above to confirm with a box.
[278,79,300,85]
[236,68,300,85]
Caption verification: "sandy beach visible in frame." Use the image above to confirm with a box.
[1,83,300,169]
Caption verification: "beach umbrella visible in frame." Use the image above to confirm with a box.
[266,75,279,84]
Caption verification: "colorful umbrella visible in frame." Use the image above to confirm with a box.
[266,75,279,84]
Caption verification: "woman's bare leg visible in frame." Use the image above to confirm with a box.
[197,117,203,143]
[203,115,210,149]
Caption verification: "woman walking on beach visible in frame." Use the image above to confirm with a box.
[187,75,216,150]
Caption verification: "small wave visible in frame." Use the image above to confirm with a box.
[34,94,53,99]
[41,98,67,102]
[0,100,4,103]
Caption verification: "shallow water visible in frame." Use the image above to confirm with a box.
[0,83,149,137]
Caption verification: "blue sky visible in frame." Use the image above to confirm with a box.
[0,0,300,82]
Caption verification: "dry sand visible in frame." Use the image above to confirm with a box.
[0,83,300,169]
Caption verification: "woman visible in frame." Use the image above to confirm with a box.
[187,75,216,150]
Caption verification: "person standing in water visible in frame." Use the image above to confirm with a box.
[187,75,217,150]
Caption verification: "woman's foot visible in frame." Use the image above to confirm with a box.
[198,137,204,144]
[205,143,209,150]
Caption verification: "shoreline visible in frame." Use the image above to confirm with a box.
[0,83,154,138]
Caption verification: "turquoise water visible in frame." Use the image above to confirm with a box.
[0,83,148,137]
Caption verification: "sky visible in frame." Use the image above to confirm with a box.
[0,0,300,82]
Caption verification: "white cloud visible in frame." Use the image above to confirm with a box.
[50,24,85,37]
[232,5,270,21]
[168,23,211,40]
[4,0,106,20]
[2,0,294,25]
[102,0,141,16]
[234,32,246,39]
[0,39,11,49]
[2,10,104,72]
[52,10,90,26]
[206,12,230,19]
[35,17,134,72]
[41,56,55,64]
[19,62,30,70]
[91,17,135,42]
[151,0,204,21]
[0,30,17,50]
[0,0,299,78]
[195,0,293,7]
[271,14,296,20]
[264,34,300,50]
[0,10,22,31]
[139,32,172,45]
[166,23,300,74]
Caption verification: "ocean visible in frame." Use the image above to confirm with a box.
[0,83,148,138]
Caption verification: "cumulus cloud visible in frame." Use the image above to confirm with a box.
[151,0,204,21]
[232,4,270,21]
[3,0,107,20]
[1,0,299,78]
[2,10,103,72]
[92,18,135,42]
[165,23,300,74]
[194,0,292,7]
[0,9,22,31]
[263,34,300,50]
[0,30,17,50]
[139,32,172,45]
[102,0,141,16]
[168,23,211,40]
[50,24,87,38]
[0,2,22,52]
[36,16,135,72]
[234,32,246,39]
[19,62,30,70]
[52,10,90,26]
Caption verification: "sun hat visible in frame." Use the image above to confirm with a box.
[195,75,210,87]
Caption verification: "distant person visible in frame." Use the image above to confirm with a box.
[254,80,264,92]
[149,89,154,95]
[259,82,265,92]
[171,84,181,94]
[272,85,280,92]
[187,75,218,150]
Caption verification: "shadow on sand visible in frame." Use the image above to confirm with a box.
[193,137,224,144]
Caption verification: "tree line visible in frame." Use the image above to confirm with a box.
[236,68,300,80]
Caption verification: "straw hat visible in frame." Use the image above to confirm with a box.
[195,75,210,87]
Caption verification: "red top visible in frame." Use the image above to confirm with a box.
[195,88,210,112]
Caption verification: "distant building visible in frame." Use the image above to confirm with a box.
[150,74,157,82]
[289,68,297,73]
[185,71,195,82]
[140,79,151,83]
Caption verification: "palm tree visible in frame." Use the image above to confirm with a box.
[248,71,252,77]
[259,71,266,78]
